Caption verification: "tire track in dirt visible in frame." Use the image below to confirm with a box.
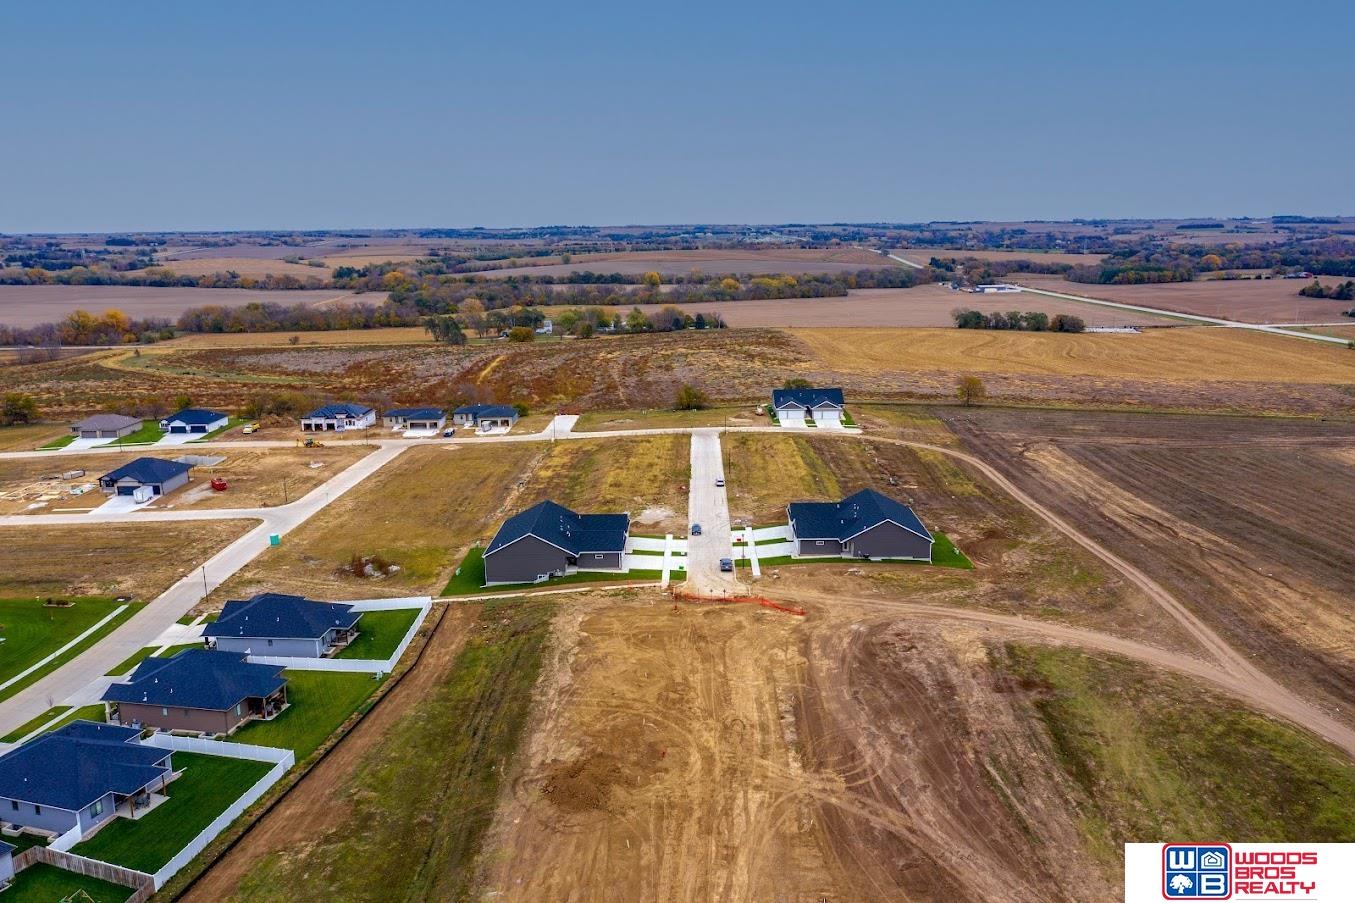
[181,603,479,901]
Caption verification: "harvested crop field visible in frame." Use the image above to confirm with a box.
[157,327,431,348]
[896,248,1105,267]
[658,284,1175,327]
[943,407,1355,726]
[0,285,367,328]
[461,247,898,279]
[1018,274,1355,323]
[0,520,252,598]
[153,257,334,279]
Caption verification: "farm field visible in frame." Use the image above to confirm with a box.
[459,247,898,279]
[943,407,1355,725]
[0,520,252,599]
[651,284,1177,327]
[160,326,431,348]
[896,247,1105,266]
[1018,274,1355,323]
[154,256,333,279]
[0,424,66,451]
[0,285,367,328]
[209,444,541,603]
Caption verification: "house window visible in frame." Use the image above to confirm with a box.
[594,554,604,559]
[161,706,169,716]
[34,805,41,815]
[815,540,824,546]
[235,703,242,716]
[91,800,104,818]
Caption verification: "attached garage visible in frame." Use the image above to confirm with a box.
[98,457,194,498]
[160,408,230,437]
[70,413,141,440]
[787,488,934,562]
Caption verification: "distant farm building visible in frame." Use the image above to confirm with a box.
[972,283,1020,293]
[787,488,934,561]
[483,500,630,585]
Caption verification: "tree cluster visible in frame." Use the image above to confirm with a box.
[951,308,1085,332]
[1299,279,1355,301]
[176,301,419,334]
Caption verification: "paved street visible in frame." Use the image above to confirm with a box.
[685,431,742,596]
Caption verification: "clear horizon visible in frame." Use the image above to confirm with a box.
[4,0,1352,232]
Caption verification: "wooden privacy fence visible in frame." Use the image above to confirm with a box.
[13,845,154,901]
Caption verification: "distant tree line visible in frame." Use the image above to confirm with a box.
[952,308,1085,332]
[176,301,419,333]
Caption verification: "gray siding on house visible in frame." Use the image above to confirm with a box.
[107,470,190,496]
[77,792,120,834]
[576,551,624,571]
[0,798,78,835]
[846,521,932,560]
[213,636,324,657]
[796,537,843,556]
[484,535,569,585]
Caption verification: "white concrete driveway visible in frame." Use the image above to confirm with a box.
[685,431,742,595]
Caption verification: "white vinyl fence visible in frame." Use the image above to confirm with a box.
[143,733,294,889]
[247,597,431,675]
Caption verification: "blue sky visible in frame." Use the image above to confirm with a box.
[2,1,1350,232]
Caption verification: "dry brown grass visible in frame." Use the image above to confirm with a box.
[0,520,253,598]
[790,326,1355,385]
[896,248,1104,266]
[723,433,842,525]
[513,436,691,533]
[573,406,760,432]
[0,424,67,452]
[212,444,542,601]
[1019,275,1355,323]
[159,328,433,349]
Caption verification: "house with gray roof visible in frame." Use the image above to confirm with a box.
[0,721,175,840]
[97,457,193,497]
[452,404,518,432]
[787,488,933,561]
[160,407,230,435]
[102,648,288,736]
[771,387,845,427]
[300,402,376,432]
[70,413,141,440]
[204,592,362,657]
[383,407,446,432]
[483,500,629,585]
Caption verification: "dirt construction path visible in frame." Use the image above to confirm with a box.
[181,603,478,902]
[857,435,1355,759]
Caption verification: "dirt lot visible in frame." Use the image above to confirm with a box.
[210,443,542,602]
[574,406,761,432]
[942,407,1355,723]
[656,284,1177,328]
[461,247,899,279]
[0,520,252,598]
[0,447,366,515]
[0,285,366,328]
[1019,274,1355,323]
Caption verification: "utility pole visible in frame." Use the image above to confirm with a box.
[201,565,208,603]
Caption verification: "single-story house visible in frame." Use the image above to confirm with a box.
[103,648,288,736]
[483,499,629,585]
[382,407,446,431]
[771,388,845,426]
[300,402,376,432]
[786,488,933,561]
[204,592,362,658]
[70,413,141,440]
[159,408,230,435]
[97,457,193,497]
[0,840,13,886]
[0,721,175,840]
[451,404,519,431]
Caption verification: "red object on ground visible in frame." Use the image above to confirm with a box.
[210,477,229,491]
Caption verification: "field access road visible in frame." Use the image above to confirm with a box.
[684,431,742,596]
[0,444,407,734]
[1017,284,1352,345]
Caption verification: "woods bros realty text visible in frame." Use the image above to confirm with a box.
[1125,844,1355,901]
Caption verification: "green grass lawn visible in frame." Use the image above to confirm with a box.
[189,416,246,442]
[752,532,971,570]
[97,421,159,447]
[232,670,381,760]
[39,434,76,450]
[72,751,273,873]
[0,597,140,699]
[4,863,131,903]
[440,548,662,595]
[337,608,420,660]
[105,641,203,676]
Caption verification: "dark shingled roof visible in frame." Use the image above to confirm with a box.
[385,407,445,420]
[99,457,192,485]
[304,402,373,419]
[103,648,286,711]
[203,592,361,642]
[788,488,932,542]
[161,408,228,426]
[454,404,518,419]
[771,387,845,410]
[485,500,628,557]
[0,721,170,812]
